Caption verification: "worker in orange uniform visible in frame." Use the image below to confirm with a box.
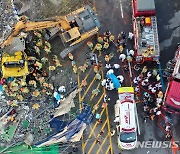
[87,41,93,50]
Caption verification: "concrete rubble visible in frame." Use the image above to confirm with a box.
[0,0,19,45]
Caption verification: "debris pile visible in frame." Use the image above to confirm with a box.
[0,0,19,44]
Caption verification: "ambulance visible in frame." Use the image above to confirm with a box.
[114,87,137,150]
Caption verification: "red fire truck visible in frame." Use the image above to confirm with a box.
[163,45,180,114]
[132,0,160,63]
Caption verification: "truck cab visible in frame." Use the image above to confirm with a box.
[163,46,180,114]
[132,0,160,63]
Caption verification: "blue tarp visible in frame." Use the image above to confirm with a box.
[106,73,121,90]
[49,117,67,133]
[35,104,93,146]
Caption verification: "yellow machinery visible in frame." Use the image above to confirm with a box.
[1,51,29,78]
[0,5,100,78]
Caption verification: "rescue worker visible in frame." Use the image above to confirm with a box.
[105,63,111,69]
[156,97,162,107]
[95,43,102,57]
[144,92,150,98]
[81,79,87,87]
[36,39,43,47]
[121,31,126,39]
[105,54,110,63]
[42,71,48,77]
[113,64,120,69]
[95,73,101,80]
[155,82,162,90]
[92,89,100,96]
[152,69,158,76]
[103,42,109,50]
[109,35,115,42]
[156,74,161,81]
[141,66,147,74]
[127,55,133,62]
[34,46,40,55]
[87,41,93,50]
[147,71,152,78]
[34,31,42,38]
[117,75,124,83]
[148,84,153,91]
[151,87,157,93]
[104,94,111,102]
[73,64,78,74]
[94,65,99,73]
[104,30,111,37]
[103,36,108,42]
[79,66,86,72]
[117,33,121,44]
[18,79,26,87]
[141,78,149,86]
[128,50,135,57]
[44,41,51,49]
[101,79,106,86]
[32,103,40,109]
[157,91,163,98]
[111,129,116,136]
[52,55,62,67]
[20,87,29,93]
[68,53,74,61]
[83,62,89,69]
[128,32,134,40]
[49,65,56,71]
[44,45,51,54]
[17,95,23,101]
[119,53,126,63]
[135,86,140,94]
[41,57,48,63]
[117,45,123,53]
[133,77,138,85]
[48,83,54,90]
[27,56,37,62]
[29,80,37,88]
[97,36,104,44]
[34,61,42,70]
[32,90,40,97]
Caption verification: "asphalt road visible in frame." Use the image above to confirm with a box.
[95,0,180,154]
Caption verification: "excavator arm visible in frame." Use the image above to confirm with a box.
[1,16,71,48]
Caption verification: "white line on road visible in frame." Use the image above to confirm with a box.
[119,0,124,18]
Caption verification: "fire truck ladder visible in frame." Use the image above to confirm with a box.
[151,16,160,56]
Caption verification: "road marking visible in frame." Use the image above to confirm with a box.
[119,0,124,18]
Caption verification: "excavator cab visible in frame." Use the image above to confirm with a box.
[1,51,29,78]
[61,27,81,43]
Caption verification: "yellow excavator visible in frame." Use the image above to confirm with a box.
[1,5,100,78]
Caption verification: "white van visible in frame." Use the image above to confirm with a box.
[114,87,137,150]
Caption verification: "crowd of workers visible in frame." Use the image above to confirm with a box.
[84,29,175,145]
